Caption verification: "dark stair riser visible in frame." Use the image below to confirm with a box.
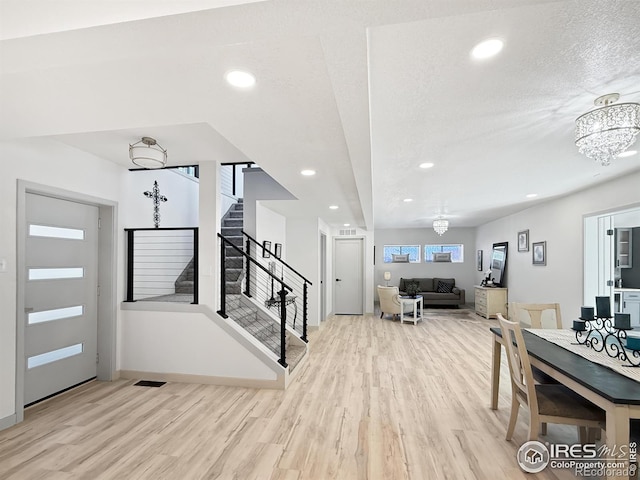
[175,281,194,293]
[224,219,243,228]
[225,269,242,282]
[221,227,243,237]
[225,236,244,247]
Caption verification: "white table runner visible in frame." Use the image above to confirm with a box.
[525,329,640,383]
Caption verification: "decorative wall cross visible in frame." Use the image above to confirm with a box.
[143,181,168,228]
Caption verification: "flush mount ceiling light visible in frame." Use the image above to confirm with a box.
[225,70,256,88]
[471,38,504,59]
[575,93,640,166]
[433,216,449,235]
[301,169,316,176]
[329,205,339,210]
[419,162,434,169]
[129,137,167,169]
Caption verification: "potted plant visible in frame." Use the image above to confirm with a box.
[405,281,420,298]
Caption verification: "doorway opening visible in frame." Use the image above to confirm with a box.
[16,181,117,423]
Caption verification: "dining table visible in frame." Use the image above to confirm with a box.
[490,326,640,480]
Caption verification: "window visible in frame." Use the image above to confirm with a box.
[424,244,464,263]
[383,245,421,263]
[29,224,85,240]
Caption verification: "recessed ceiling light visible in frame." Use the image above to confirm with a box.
[344,223,350,227]
[471,38,504,60]
[526,193,538,198]
[329,205,339,210]
[419,162,434,169]
[403,198,413,202]
[301,169,316,176]
[225,70,256,88]
[618,150,638,158]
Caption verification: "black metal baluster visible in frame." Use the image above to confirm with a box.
[302,282,308,343]
[217,236,228,318]
[278,285,288,368]
[126,229,135,302]
[244,236,252,298]
[192,227,199,305]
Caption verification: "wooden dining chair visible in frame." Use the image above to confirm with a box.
[496,314,605,443]
[511,303,562,329]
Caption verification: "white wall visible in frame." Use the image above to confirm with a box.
[198,162,220,307]
[254,202,287,304]
[286,217,320,326]
[120,308,278,381]
[122,169,199,228]
[256,202,287,258]
[319,219,333,319]
[374,227,477,301]
[0,138,124,424]
[476,170,640,326]
[242,168,296,238]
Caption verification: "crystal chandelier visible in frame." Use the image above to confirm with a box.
[575,93,640,166]
[433,217,449,235]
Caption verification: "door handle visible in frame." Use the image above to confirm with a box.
[336,278,342,282]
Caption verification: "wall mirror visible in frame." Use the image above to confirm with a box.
[491,242,508,286]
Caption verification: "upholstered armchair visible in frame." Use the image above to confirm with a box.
[377,285,410,320]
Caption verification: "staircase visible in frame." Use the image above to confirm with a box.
[221,199,244,294]
[175,259,195,293]
[219,200,306,371]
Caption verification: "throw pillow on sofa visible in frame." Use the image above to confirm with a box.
[436,280,454,293]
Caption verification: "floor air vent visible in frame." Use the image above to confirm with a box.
[134,380,166,387]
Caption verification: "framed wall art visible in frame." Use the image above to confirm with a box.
[518,229,529,252]
[262,240,271,258]
[532,241,546,266]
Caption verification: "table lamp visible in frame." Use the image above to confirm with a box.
[384,271,391,286]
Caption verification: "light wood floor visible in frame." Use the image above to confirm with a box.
[1,309,584,479]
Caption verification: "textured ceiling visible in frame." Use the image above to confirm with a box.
[1,0,639,230]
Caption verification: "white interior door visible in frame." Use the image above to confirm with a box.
[334,237,364,315]
[24,193,99,405]
[320,233,327,321]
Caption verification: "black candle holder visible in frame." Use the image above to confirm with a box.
[574,316,640,367]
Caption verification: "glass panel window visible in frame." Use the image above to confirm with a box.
[29,224,85,240]
[27,343,83,369]
[28,305,84,325]
[28,267,84,280]
[424,244,464,263]
[383,245,421,263]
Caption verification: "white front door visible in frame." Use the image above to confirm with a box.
[334,237,364,315]
[24,193,99,405]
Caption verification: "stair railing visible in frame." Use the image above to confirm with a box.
[242,231,312,343]
[217,233,291,367]
[125,227,199,304]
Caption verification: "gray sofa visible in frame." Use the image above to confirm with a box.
[398,277,465,307]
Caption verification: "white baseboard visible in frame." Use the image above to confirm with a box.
[0,413,17,432]
[118,370,285,390]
